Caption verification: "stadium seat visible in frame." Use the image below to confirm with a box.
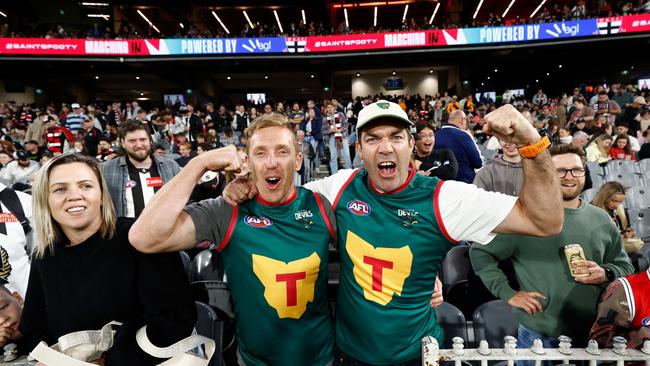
[586,161,604,178]
[436,302,469,348]
[625,187,650,209]
[195,301,223,366]
[637,159,650,175]
[180,251,191,280]
[581,188,598,203]
[606,160,638,175]
[191,282,236,366]
[472,300,519,348]
[189,249,226,282]
[591,174,605,191]
[441,244,470,293]
[627,208,650,242]
[605,172,645,188]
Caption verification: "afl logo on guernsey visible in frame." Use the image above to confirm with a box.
[347,200,371,216]
[642,317,650,326]
[244,215,273,228]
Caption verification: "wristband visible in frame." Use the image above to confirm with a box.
[517,135,551,158]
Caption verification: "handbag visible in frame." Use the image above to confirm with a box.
[30,322,215,366]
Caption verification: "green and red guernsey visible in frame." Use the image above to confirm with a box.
[331,169,455,364]
[185,187,335,366]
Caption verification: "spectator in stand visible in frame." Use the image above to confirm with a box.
[72,140,87,155]
[175,142,193,168]
[474,139,523,196]
[431,100,444,128]
[0,180,32,299]
[82,116,103,158]
[470,143,634,356]
[233,104,249,134]
[203,103,217,132]
[218,126,239,147]
[18,103,36,127]
[568,95,595,127]
[532,89,548,106]
[0,151,12,173]
[590,182,636,237]
[638,107,650,134]
[303,108,324,169]
[1,150,39,189]
[288,102,305,131]
[614,122,641,152]
[592,91,621,126]
[183,104,203,148]
[23,140,44,161]
[462,95,476,115]
[263,103,273,115]
[608,134,634,160]
[446,96,461,114]
[571,118,592,136]
[44,116,74,155]
[435,110,483,183]
[611,83,634,123]
[65,103,86,134]
[101,120,181,218]
[586,134,613,164]
[323,101,352,174]
[25,113,49,146]
[249,106,259,121]
[19,153,195,363]
[95,138,116,162]
[412,122,458,180]
[558,127,573,144]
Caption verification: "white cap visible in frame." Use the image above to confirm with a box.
[71,103,81,109]
[356,100,412,134]
[633,96,646,105]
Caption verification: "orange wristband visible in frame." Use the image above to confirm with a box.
[517,135,551,158]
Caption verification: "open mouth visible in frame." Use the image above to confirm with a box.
[377,161,397,177]
[264,176,281,190]
[66,206,86,215]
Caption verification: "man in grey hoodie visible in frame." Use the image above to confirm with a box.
[473,138,523,196]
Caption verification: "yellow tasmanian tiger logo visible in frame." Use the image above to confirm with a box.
[252,252,321,319]
[346,231,413,305]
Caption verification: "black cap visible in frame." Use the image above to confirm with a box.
[25,140,38,145]
[16,150,28,160]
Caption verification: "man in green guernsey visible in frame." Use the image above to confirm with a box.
[129,114,337,366]
[470,143,633,365]
[223,100,565,365]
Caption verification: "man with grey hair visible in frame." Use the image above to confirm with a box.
[572,131,589,149]
[435,110,483,183]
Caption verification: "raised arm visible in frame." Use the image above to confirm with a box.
[484,104,563,237]
[129,145,241,253]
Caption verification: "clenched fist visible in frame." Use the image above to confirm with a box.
[483,104,541,146]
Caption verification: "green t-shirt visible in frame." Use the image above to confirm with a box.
[186,188,335,366]
[470,200,635,345]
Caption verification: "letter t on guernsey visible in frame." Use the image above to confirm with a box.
[276,272,307,306]
[363,256,393,291]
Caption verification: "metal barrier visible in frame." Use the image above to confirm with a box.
[422,336,650,366]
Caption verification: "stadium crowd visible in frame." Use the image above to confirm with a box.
[0,80,649,365]
[1,0,649,39]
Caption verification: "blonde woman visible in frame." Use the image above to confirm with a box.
[19,153,195,365]
[585,134,613,164]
